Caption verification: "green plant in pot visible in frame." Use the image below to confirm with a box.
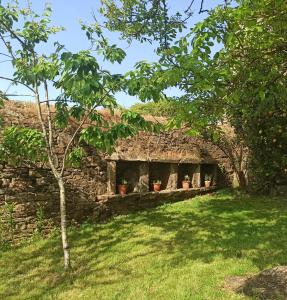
[153,179,161,192]
[118,178,128,196]
[204,174,212,188]
[182,175,191,190]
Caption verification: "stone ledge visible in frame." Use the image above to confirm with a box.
[96,186,216,201]
[92,187,217,222]
[106,157,218,164]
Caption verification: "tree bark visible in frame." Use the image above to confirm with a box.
[212,136,248,190]
[237,170,247,189]
[57,177,71,270]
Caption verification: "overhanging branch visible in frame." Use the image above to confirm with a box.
[0,76,36,93]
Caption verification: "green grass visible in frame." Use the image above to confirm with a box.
[1,190,287,300]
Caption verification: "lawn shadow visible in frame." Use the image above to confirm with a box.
[67,192,287,284]
[2,191,287,299]
[135,194,287,269]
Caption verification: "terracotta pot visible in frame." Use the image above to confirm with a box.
[182,181,190,190]
[205,180,211,188]
[153,183,161,192]
[118,184,128,196]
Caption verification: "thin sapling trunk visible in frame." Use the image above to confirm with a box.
[58,177,71,270]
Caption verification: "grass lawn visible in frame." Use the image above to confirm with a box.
[1,190,287,300]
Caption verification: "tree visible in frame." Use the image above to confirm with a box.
[165,0,287,191]
[0,1,156,269]
[102,0,287,192]
[130,99,182,117]
[100,0,227,48]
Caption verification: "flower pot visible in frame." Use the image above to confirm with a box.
[118,184,128,196]
[153,183,161,192]
[205,180,211,188]
[182,181,190,190]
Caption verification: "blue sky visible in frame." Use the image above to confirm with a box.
[0,0,223,107]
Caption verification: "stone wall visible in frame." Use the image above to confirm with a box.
[0,160,106,240]
[0,102,234,240]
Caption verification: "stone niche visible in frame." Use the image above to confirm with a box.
[107,160,218,195]
[178,163,199,188]
[149,162,177,191]
[116,161,149,193]
[201,163,218,186]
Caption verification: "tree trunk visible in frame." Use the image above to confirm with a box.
[57,177,71,270]
[237,170,247,189]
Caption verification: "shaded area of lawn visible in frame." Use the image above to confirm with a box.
[1,190,287,299]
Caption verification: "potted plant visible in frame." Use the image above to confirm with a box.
[118,178,128,196]
[153,179,161,192]
[204,174,212,188]
[182,175,191,190]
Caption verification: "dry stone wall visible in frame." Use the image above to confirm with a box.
[0,102,234,240]
[0,160,107,240]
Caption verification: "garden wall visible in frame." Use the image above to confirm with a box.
[0,102,234,241]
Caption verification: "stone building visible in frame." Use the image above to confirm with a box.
[0,101,233,239]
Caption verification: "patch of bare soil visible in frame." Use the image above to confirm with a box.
[224,266,287,299]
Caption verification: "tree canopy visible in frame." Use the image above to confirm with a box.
[101,0,287,191]
[100,0,228,48]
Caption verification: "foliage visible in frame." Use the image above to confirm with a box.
[35,205,45,235]
[130,99,181,117]
[0,1,156,163]
[1,190,287,299]
[80,110,159,154]
[99,0,227,48]
[184,174,190,182]
[119,178,128,185]
[0,202,16,242]
[0,1,158,269]
[66,147,86,168]
[0,91,7,103]
[204,174,212,181]
[0,126,46,165]
[80,22,126,64]
[102,0,287,192]
[100,0,185,48]
[153,179,161,184]
[183,0,287,191]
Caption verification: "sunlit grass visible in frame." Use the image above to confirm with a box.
[1,189,287,299]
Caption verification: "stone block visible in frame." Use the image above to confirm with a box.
[166,164,178,190]
[192,165,201,188]
[36,178,46,185]
[2,178,11,187]
[107,161,116,194]
[28,170,43,178]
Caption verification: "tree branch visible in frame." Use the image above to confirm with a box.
[199,0,208,14]
[34,78,59,179]
[0,19,31,51]
[3,94,32,97]
[44,80,54,151]
[184,0,196,14]
[0,33,15,59]
[0,59,12,64]
[0,52,13,59]
[60,90,112,176]
[0,76,35,93]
